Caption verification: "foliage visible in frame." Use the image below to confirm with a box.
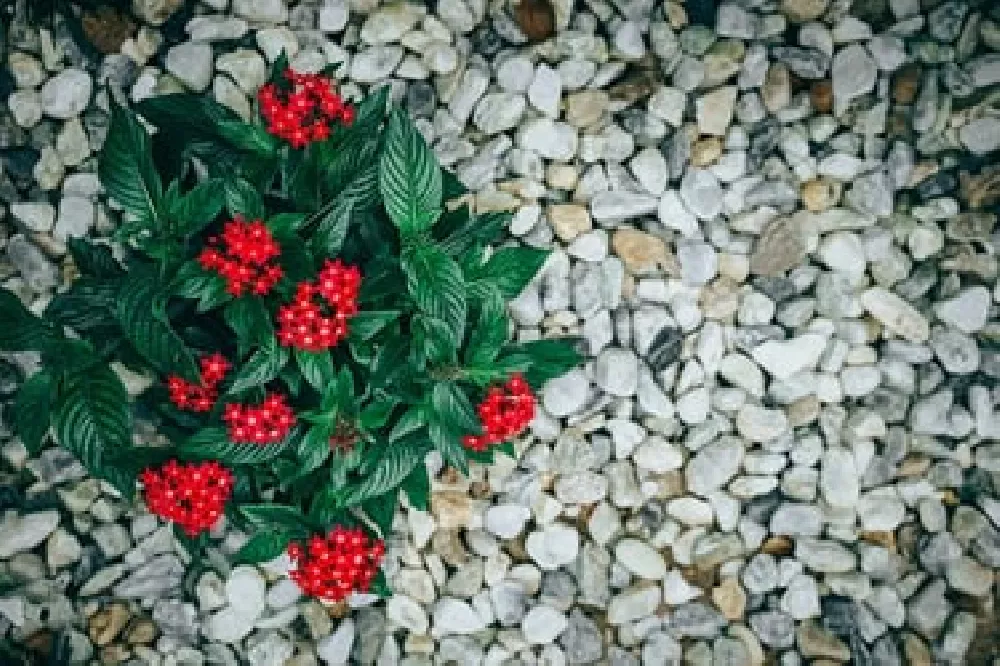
[0,69,581,594]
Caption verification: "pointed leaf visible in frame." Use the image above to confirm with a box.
[348,310,401,341]
[401,465,430,511]
[464,287,509,365]
[169,178,226,235]
[177,427,288,464]
[379,107,442,237]
[469,246,549,298]
[343,441,423,505]
[227,338,289,394]
[99,100,162,227]
[402,243,466,346]
[13,370,53,454]
[233,531,298,565]
[67,238,123,278]
[52,365,132,487]
[115,280,200,382]
[295,349,335,392]
[240,504,311,532]
[0,289,63,352]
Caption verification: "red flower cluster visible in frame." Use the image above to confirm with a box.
[198,217,284,297]
[287,526,385,602]
[167,353,231,412]
[222,392,296,444]
[140,460,234,536]
[258,70,355,148]
[277,260,361,352]
[462,374,536,452]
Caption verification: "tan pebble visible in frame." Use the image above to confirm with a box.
[902,631,933,666]
[89,603,131,646]
[780,0,829,22]
[797,621,850,660]
[565,90,609,128]
[690,136,724,166]
[712,576,746,620]
[546,164,579,190]
[801,178,841,212]
[760,535,794,556]
[728,624,765,666]
[810,80,833,113]
[125,619,157,645]
[548,204,592,241]
[612,229,677,275]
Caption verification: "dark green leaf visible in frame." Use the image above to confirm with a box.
[295,349,335,392]
[169,178,226,235]
[343,440,423,505]
[370,569,391,597]
[400,464,430,510]
[98,100,162,228]
[227,338,289,394]
[505,337,584,386]
[13,371,53,454]
[438,210,511,256]
[402,243,467,346]
[412,315,457,366]
[0,289,63,352]
[359,397,398,431]
[308,479,351,528]
[469,246,549,299]
[268,213,306,234]
[177,427,288,464]
[224,178,265,219]
[362,492,397,537]
[52,364,132,488]
[431,381,480,432]
[441,169,468,201]
[353,85,390,129]
[67,238,122,277]
[348,310,401,341]
[115,280,200,382]
[321,366,355,412]
[389,406,425,442]
[233,531,298,565]
[298,426,331,473]
[224,298,274,349]
[216,120,279,156]
[464,287,509,366]
[311,196,352,257]
[427,420,468,475]
[379,106,442,236]
[174,270,230,312]
[240,504,310,531]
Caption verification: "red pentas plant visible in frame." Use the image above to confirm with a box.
[0,56,581,604]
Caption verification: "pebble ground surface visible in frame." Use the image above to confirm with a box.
[1,0,1000,664]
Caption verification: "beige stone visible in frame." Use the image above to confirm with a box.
[712,577,746,620]
[546,164,579,190]
[749,214,810,277]
[797,621,850,660]
[690,136,724,166]
[612,229,677,275]
[801,178,841,212]
[548,204,592,241]
[566,90,609,128]
[781,0,829,22]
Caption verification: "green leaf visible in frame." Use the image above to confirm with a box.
[308,481,351,528]
[359,397,398,431]
[52,365,132,488]
[177,427,288,464]
[268,213,306,234]
[298,426,332,473]
[174,269,230,312]
[321,366,355,412]
[506,337,584,386]
[402,243,467,346]
[438,210,511,257]
[169,178,226,235]
[362,492,397,538]
[216,120,279,156]
[464,287,509,365]
[224,178,265,219]
[412,315,457,367]
[311,196,352,257]
[428,420,468,475]
[441,169,468,201]
[348,310,401,341]
[45,280,120,332]
[0,289,63,352]
[401,465,430,511]
[98,100,162,227]
[227,338,289,394]
[353,85,390,129]
[389,406,426,442]
[431,381,480,432]
[344,441,423,506]
[233,531,298,565]
[295,349,335,392]
[379,106,442,237]
[370,569,391,598]
[13,371,53,454]
[469,246,549,299]
[115,280,200,382]
[240,504,311,531]
[224,298,274,349]
[67,238,122,277]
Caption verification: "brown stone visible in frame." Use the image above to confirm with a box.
[859,530,896,550]
[612,229,677,275]
[801,178,841,212]
[514,0,555,42]
[125,619,157,645]
[760,536,794,556]
[892,64,922,104]
[82,6,137,55]
[566,90,610,128]
[810,81,833,113]
[897,455,931,477]
[431,490,472,530]
[712,577,746,620]
[797,621,850,660]
[548,204,592,241]
[749,214,810,277]
[780,0,829,22]
[902,632,933,666]
[690,136,724,166]
[89,603,131,646]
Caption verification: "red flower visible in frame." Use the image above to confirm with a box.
[287,526,385,602]
[167,353,231,412]
[197,217,284,297]
[277,260,360,352]
[222,392,296,444]
[258,69,354,148]
[462,373,536,452]
[140,460,234,536]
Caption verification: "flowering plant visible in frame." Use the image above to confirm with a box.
[0,59,580,602]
